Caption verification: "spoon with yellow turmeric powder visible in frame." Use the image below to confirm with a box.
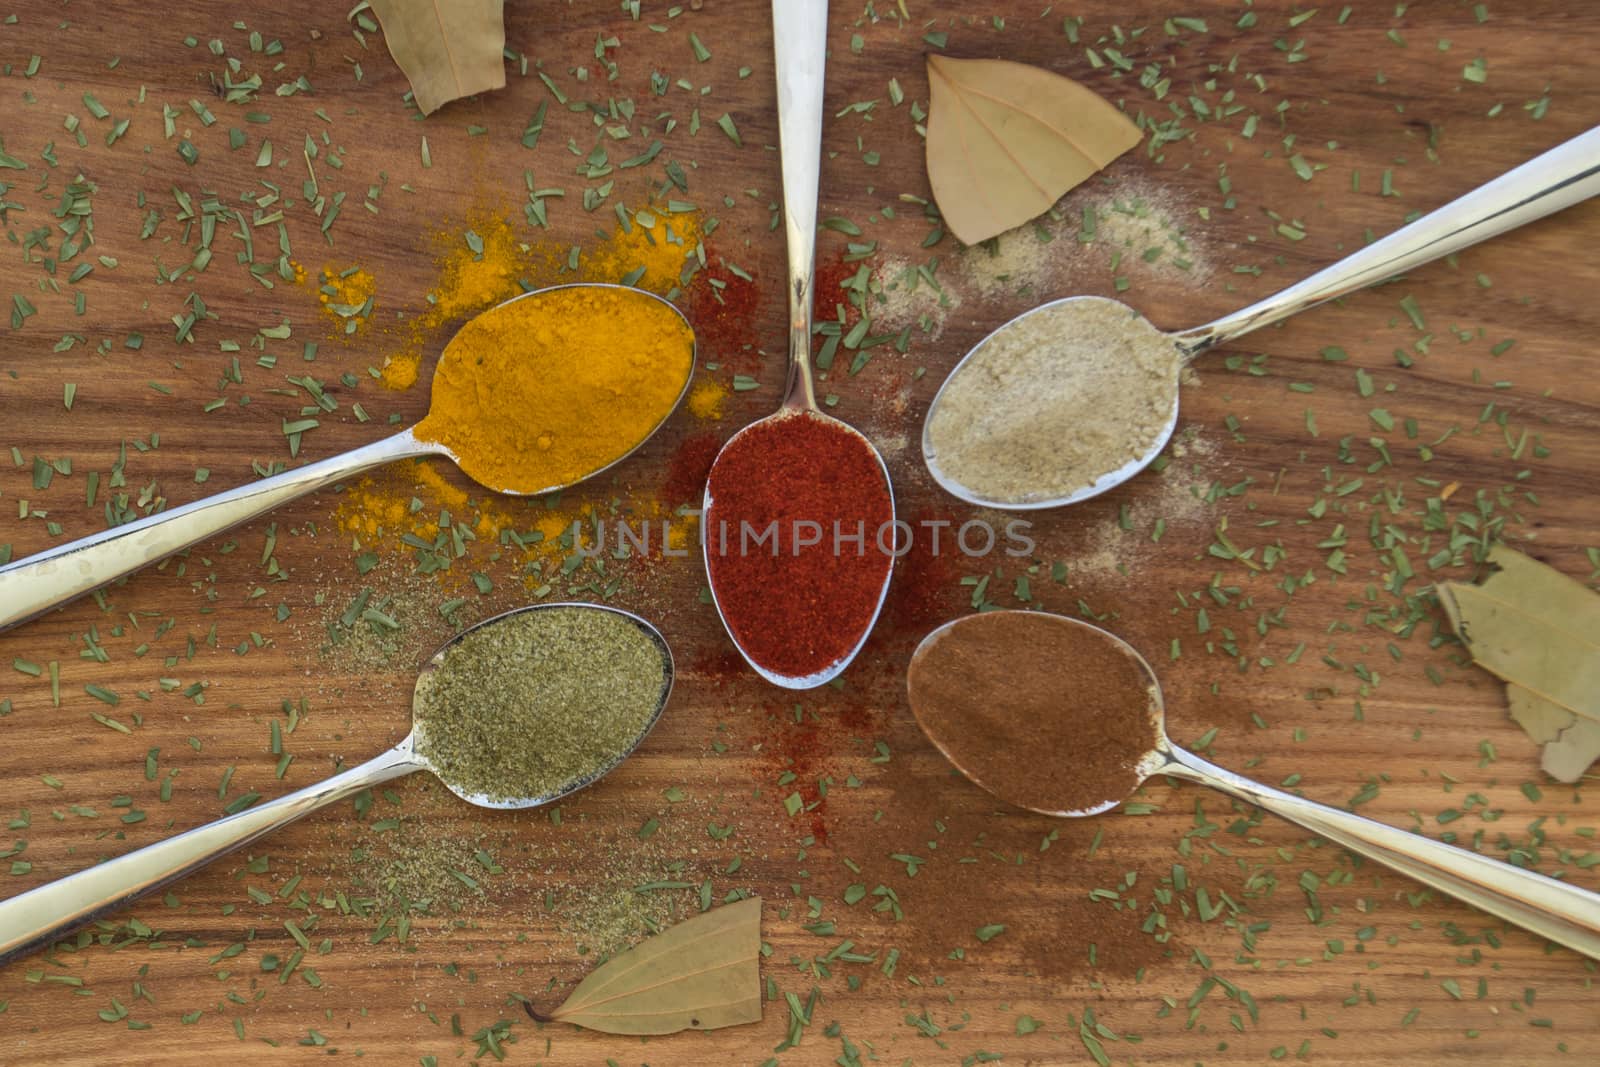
[0,283,696,632]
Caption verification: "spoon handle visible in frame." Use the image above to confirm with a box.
[0,743,420,967]
[772,0,828,411]
[1175,126,1600,355]
[1164,746,1600,959]
[0,428,435,634]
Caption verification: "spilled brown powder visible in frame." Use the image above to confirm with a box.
[907,611,1161,815]
[923,296,1181,505]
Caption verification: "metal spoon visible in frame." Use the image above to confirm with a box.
[907,611,1600,960]
[923,126,1600,510]
[0,283,695,633]
[701,0,895,689]
[0,602,674,967]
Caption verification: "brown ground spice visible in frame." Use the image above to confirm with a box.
[907,611,1161,814]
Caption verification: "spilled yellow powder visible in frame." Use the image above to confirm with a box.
[321,205,702,394]
[316,265,377,334]
[381,351,421,391]
[338,463,532,545]
[333,462,697,590]
[581,207,702,295]
[334,461,592,570]
[665,510,695,553]
[426,212,546,322]
[409,461,501,540]
[529,508,572,546]
[335,481,412,540]
[687,377,726,421]
[375,213,551,391]
[574,497,695,557]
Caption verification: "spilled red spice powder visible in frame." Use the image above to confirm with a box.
[704,410,893,681]
[659,430,724,505]
[812,250,856,326]
[885,507,958,630]
[688,644,747,683]
[687,255,763,370]
[753,704,832,842]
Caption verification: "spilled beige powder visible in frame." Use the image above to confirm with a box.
[957,181,1211,301]
[1087,186,1213,286]
[959,225,1068,299]
[869,183,1207,355]
[1067,429,1220,580]
[873,256,962,341]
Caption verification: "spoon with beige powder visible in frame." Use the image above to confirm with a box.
[907,610,1600,959]
[922,127,1600,509]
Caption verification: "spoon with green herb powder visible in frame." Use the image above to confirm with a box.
[0,604,673,967]
[923,126,1600,509]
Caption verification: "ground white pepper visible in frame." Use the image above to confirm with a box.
[923,296,1181,505]
[414,606,670,803]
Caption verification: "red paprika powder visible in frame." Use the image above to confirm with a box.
[660,430,724,505]
[686,251,763,371]
[703,410,894,682]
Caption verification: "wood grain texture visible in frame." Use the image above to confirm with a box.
[1,1,1598,1064]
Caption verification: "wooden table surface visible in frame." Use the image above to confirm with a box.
[1,1,1597,1063]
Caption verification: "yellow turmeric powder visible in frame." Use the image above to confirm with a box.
[335,463,588,564]
[687,377,727,421]
[316,265,377,334]
[427,212,546,321]
[380,351,422,392]
[415,286,695,495]
[355,206,699,392]
[582,207,702,295]
[377,213,551,391]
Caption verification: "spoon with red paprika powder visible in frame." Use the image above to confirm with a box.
[701,0,896,689]
[907,611,1600,960]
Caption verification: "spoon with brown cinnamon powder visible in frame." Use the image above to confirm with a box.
[907,611,1600,959]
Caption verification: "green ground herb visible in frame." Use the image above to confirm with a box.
[414,607,668,802]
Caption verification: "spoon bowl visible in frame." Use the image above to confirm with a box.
[922,295,1181,511]
[703,406,896,690]
[422,283,697,498]
[0,602,673,966]
[908,610,1168,816]
[923,126,1600,510]
[413,602,675,809]
[0,282,695,633]
[908,610,1600,960]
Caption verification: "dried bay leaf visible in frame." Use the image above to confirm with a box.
[540,896,761,1036]
[924,55,1142,246]
[1536,709,1600,782]
[368,0,506,116]
[1438,545,1600,781]
[1507,685,1572,745]
[1437,545,1600,715]
[1508,687,1600,783]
